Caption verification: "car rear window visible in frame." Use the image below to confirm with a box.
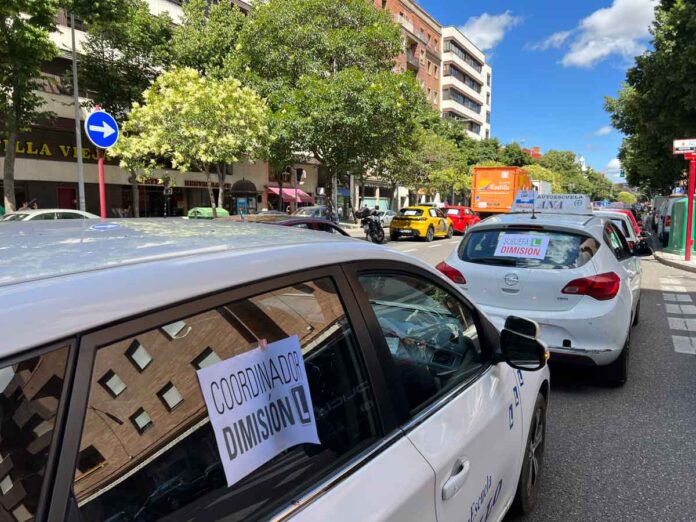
[459,228,600,269]
[446,209,460,216]
[400,209,423,216]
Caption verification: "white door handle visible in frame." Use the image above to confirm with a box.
[442,459,470,501]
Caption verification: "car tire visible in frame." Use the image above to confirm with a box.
[390,232,399,241]
[511,392,547,516]
[632,299,640,326]
[425,226,434,242]
[446,225,454,239]
[602,332,630,387]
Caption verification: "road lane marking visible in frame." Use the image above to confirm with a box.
[663,293,693,303]
[672,335,696,354]
[668,317,696,331]
[428,244,442,248]
[403,248,418,253]
[666,304,696,315]
[662,285,688,293]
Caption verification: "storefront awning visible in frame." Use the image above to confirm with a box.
[267,187,314,203]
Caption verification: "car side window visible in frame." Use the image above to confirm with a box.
[357,273,485,414]
[429,208,437,218]
[465,209,473,215]
[74,277,379,522]
[31,213,56,221]
[57,212,84,219]
[604,223,631,260]
[0,344,71,521]
[436,209,446,219]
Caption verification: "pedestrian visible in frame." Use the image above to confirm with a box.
[19,201,29,210]
[29,199,38,210]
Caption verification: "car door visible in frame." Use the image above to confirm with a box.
[431,208,447,235]
[348,263,524,522]
[604,222,640,308]
[49,268,436,522]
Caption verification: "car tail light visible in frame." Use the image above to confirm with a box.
[562,272,620,301]
[666,215,671,227]
[436,261,467,284]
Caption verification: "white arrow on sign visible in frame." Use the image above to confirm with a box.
[88,121,116,139]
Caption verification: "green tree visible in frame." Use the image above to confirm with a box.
[617,191,638,204]
[171,0,245,77]
[235,0,406,215]
[501,142,534,167]
[605,0,694,192]
[522,164,563,193]
[1,0,58,212]
[121,68,269,216]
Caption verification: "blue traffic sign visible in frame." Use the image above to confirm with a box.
[84,110,119,149]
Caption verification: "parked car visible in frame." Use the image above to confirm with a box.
[443,205,481,234]
[0,219,549,522]
[376,209,397,226]
[0,209,98,221]
[439,210,646,386]
[657,195,683,246]
[237,214,350,235]
[606,209,641,236]
[389,206,454,242]
[187,207,230,219]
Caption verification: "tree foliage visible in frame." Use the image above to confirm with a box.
[117,68,269,215]
[617,191,638,204]
[605,0,694,192]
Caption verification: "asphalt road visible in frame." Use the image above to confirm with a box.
[385,239,696,521]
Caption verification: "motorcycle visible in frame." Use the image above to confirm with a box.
[355,207,386,244]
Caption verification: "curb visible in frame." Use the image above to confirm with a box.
[653,251,696,274]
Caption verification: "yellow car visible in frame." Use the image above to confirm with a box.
[389,206,454,242]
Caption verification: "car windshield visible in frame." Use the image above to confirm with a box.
[460,228,600,269]
[400,209,423,216]
[293,207,320,216]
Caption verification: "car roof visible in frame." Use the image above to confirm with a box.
[7,208,91,215]
[0,219,430,357]
[403,206,434,211]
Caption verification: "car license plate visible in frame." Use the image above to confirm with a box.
[400,229,413,234]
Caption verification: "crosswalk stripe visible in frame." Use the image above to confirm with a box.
[672,335,696,354]
[663,293,693,303]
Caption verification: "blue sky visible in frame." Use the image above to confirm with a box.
[419,0,657,183]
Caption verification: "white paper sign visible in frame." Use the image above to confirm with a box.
[197,336,320,487]
[494,234,550,259]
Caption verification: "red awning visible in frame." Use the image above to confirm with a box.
[267,187,314,203]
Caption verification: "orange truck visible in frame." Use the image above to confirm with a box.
[471,166,533,216]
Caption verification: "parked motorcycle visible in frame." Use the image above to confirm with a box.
[355,207,386,244]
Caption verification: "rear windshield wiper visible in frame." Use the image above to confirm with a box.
[464,256,517,266]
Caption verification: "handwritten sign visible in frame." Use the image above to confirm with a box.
[494,234,550,260]
[197,336,319,487]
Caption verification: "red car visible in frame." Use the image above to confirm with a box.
[443,205,481,234]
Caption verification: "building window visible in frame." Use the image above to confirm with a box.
[98,370,127,398]
[0,474,13,495]
[130,408,153,434]
[443,88,482,114]
[125,340,152,371]
[445,64,482,93]
[161,320,190,340]
[468,121,482,134]
[427,60,432,75]
[157,382,184,412]
[487,111,491,124]
[434,65,439,78]
[444,40,483,72]
[486,92,491,105]
[487,73,491,86]
[77,445,106,474]
[381,0,387,8]
[192,347,222,370]
[486,129,490,139]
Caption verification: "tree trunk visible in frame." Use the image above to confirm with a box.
[391,182,398,210]
[217,170,225,210]
[325,170,335,220]
[3,131,17,212]
[205,169,217,218]
[129,172,140,217]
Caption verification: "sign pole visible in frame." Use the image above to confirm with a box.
[686,154,696,262]
[97,148,106,218]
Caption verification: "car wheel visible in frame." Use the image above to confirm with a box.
[373,228,385,244]
[447,226,454,239]
[602,332,630,387]
[632,299,640,326]
[425,226,434,242]
[390,232,399,241]
[512,392,547,515]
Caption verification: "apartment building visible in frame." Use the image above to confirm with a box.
[441,26,492,140]
[375,0,442,109]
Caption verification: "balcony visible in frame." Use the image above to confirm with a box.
[398,17,415,35]
[406,50,420,71]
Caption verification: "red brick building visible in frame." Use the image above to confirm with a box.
[375,0,442,109]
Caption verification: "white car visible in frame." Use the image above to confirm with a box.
[594,210,640,246]
[439,211,643,385]
[657,195,683,246]
[0,220,549,522]
[1,208,98,221]
[377,209,397,226]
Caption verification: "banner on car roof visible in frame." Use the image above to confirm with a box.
[511,192,592,214]
[196,335,320,487]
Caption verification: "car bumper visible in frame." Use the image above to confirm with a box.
[478,299,629,366]
[389,226,426,237]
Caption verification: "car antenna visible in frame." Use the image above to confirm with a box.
[531,188,537,220]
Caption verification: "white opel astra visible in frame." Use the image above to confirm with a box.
[0,219,548,522]
[439,210,644,386]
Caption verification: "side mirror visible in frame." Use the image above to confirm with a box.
[500,316,548,371]
[632,240,653,257]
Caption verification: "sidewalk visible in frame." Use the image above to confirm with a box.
[654,249,696,273]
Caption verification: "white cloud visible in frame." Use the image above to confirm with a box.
[605,158,624,182]
[594,126,613,136]
[527,30,573,51]
[531,0,657,68]
[460,11,522,52]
